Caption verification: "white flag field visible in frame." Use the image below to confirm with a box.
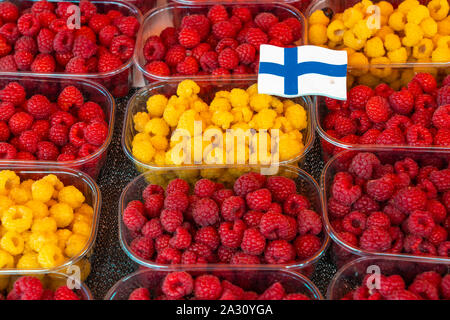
[257,45,348,100]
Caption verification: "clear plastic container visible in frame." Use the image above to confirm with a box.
[0,73,115,180]
[122,78,315,171]
[135,3,307,83]
[118,164,329,272]
[7,0,142,98]
[321,149,450,266]
[104,267,323,300]
[0,166,101,275]
[315,66,450,161]
[0,272,93,300]
[172,0,313,12]
[122,0,156,13]
[327,256,450,300]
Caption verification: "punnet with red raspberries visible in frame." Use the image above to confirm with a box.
[318,73,450,160]
[105,268,322,300]
[2,275,91,300]
[136,3,305,80]
[0,0,140,97]
[330,256,450,300]
[324,150,450,265]
[0,75,113,179]
[120,167,326,268]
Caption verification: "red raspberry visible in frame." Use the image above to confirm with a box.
[15,37,36,56]
[17,13,40,37]
[366,211,390,229]
[31,1,54,15]
[217,47,239,70]
[215,38,238,53]
[142,218,163,239]
[0,34,11,57]
[221,196,245,221]
[0,53,17,72]
[241,228,266,255]
[245,188,271,212]
[194,275,222,300]
[72,35,97,59]
[178,28,200,49]
[294,234,321,259]
[366,177,394,201]
[32,120,50,140]
[192,43,210,60]
[334,115,357,136]
[98,51,122,73]
[264,239,295,264]
[212,21,236,40]
[342,211,366,235]
[87,13,110,33]
[438,241,450,257]
[26,94,51,120]
[374,83,395,98]
[77,102,104,123]
[128,288,150,300]
[259,212,290,240]
[181,14,210,40]
[84,121,108,146]
[409,279,439,300]
[413,73,437,93]
[429,169,450,192]
[160,209,183,233]
[245,28,268,48]
[266,176,296,203]
[393,186,427,214]
[65,57,88,73]
[0,2,19,22]
[130,236,154,260]
[283,194,310,217]
[428,226,447,247]
[207,5,228,24]
[18,130,39,153]
[57,86,83,111]
[406,210,435,237]
[211,67,230,76]
[166,178,189,195]
[242,210,262,228]
[378,275,405,298]
[143,36,165,62]
[162,272,194,299]
[8,111,33,136]
[406,124,433,146]
[155,234,171,252]
[331,172,362,206]
[164,190,189,212]
[435,128,450,146]
[143,194,164,218]
[13,50,33,70]
[254,13,279,32]
[36,28,54,54]
[12,276,43,300]
[31,53,55,72]
[235,43,256,65]
[176,56,199,75]
[437,85,450,106]
[359,227,392,252]
[144,60,170,76]
[297,209,322,235]
[258,282,285,300]
[98,25,119,47]
[0,82,25,106]
[49,124,69,147]
[0,142,16,159]
[365,96,391,123]
[69,122,87,147]
[229,251,260,264]
[192,198,219,227]
[283,17,303,40]
[348,85,374,109]
[376,128,405,145]
[195,226,220,250]
[156,246,182,263]
[212,188,234,205]
[169,227,192,250]
[218,220,245,248]
[164,45,186,67]
[268,22,294,45]
[74,26,96,44]
[199,50,218,72]
[388,289,420,300]
[160,27,178,47]
[233,172,265,197]
[442,275,450,299]
[123,205,146,232]
[194,179,215,198]
[231,7,252,23]
[36,141,59,160]
[432,104,450,130]
[117,16,140,38]
[389,89,414,115]
[52,286,79,300]
[0,121,9,141]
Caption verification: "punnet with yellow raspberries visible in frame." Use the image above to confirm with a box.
[0,168,99,275]
[124,79,314,171]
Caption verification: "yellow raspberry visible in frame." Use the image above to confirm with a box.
[231,107,253,123]
[342,7,363,28]
[398,0,420,14]
[420,17,438,37]
[153,151,165,166]
[31,179,54,203]
[309,10,330,25]
[163,104,183,127]
[327,19,346,42]
[150,135,169,151]
[1,205,33,233]
[144,118,170,137]
[229,88,249,108]
[0,170,19,195]
[38,244,65,268]
[343,30,365,50]
[41,175,63,191]
[212,111,234,130]
[133,112,150,133]
[348,52,369,77]
[309,24,328,45]
[215,90,230,99]
[50,203,73,228]
[278,135,304,161]
[9,187,30,204]
[0,249,13,268]
[210,97,231,112]
[254,109,278,130]
[377,1,394,16]
[0,231,24,255]
[20,179,33,192]
[438,16,450,35]
[16,252,39,269]
[403,23,424,46]
[285,104,307,130]
[132,139,155,163]
[273,116,294,132]
[389,11,407,31]
[64,234,88,258]
[271,98,284,114]
[246,84,258,96]
[32,217,57,233]
[407,5,430,24]
[177,110,203,136]
[370,57,392,77]
[72,212,92,226]
[388,47,408,63]
[56,229,72,250]
[432,46,450,61]
[352,20,372,40]
[28,231,58,252]
[376,26,394,41]
[146,94,167,117]
[249,94,272,112]
[72,221,91,237]
[177,80,200,97]
[58,186,85,209]
[384,33,402,51]
[75,204,94,218]
[25,200,48,219]
[0,195,13,218]
[413,38,434,58]
[438,35,450,48]
[428,0,449,20]
[364,37,386,57]
[192,100,208,113]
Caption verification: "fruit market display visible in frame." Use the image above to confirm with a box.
[131,80,308,166]
[321,72,450,155]
[1,275,87,300]
[0,170,94,270]
[327,151,450,259]
[127,271,312,300]
[343,270,450,300]
[142,4,304,77]
[123,172,324,265]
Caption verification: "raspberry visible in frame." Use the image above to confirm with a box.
[98,52,122,73]
[160,27,178,48]
[359,227,392,252]
[266,176,296,203]
[407,210,435,238]
[406,124,433,146]
[409,279,439,300]
[218,220,245,248]
[0,82,25,106]
[413,73,437,93]
[376,128,405,145]
[348,85,374,110]
[18,130,40,153]
[245,188,271,212]
[429,169,450,192]
[245,28,268,48]
[366,211,390,229]
[268,22,293,45]
[27,94,51,120]
[143,36,166,62]
[162,271,193,299]
[331,172,361,206]
[31,1,54,15]
[233,172,265,197]
[77,102,104,123]
[65,57,88,73]
[176,56,199,75]
[37,28,54,54]
[442,275,450,299]
[334,115,357,136]
[194,179,216,198]
[195,226,220,250]
[365,96,391,123]
[437,85,450,106]
[293,234,321,259]
[254,13,278,32]
[241,228,265,255]
[435,128,450,146]
[428,226,447,247]
[123,205,146,232]
[169,227,192,250]
[49,124,69,147]
[229,251,260,264]
[388,289,420,300]
[432,105,450,130]
[215,38,238,53]
[14,36,37,55]
[438,241,450,257]
[160,209,183,233]
[283,194,310,217]
[130,236,154,260]
[366,177,394,201]
[217,47,239,70]
[0,2,18,22]
[87,13,110,33]
[235,43,256,65]
[13,276,43,300]
[0,142,16,159]
[155,234,171,253]
[69,122,87,147]
[14,50,33,70]
[164,45,186,67]
[389,89,414,115]
[393,187,427,214]
[97,25,119,47]
[144,194,164,218]
[283,17,303,41]
[349,152,380,180]
[219,196,245,222]
[199,51,218,72]
[242,210,263,228]
[259,212,290,240]
[297,209,322,236]
[178,28,200,49]
[192,198,219,227]
[181,14,210,40]
[84,121,108,146]
[72,35,97,59]
[342,211,366,235]
[378,275,405,298]
[31,53,56,73]
[211,67,230,76]
[0,34,11,57]
[264,240,295,264]
[258,282,285,300]
[0,121,9,141]
[212,188,234,205]
[57,86,83,111]
[36,141,59,160]
[207,5,228,24]
[117,16,140,38]
[166,178,190,195]
[142,218,163,239]
[9,111,33,136]
[129,288,150,300]
[31,120,50,140]
[194,275,222,300]
[211,21,236,40]
[17,13,40,37]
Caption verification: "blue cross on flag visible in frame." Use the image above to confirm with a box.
[258,45,348,100]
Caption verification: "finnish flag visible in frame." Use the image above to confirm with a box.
[258,45,348,100]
